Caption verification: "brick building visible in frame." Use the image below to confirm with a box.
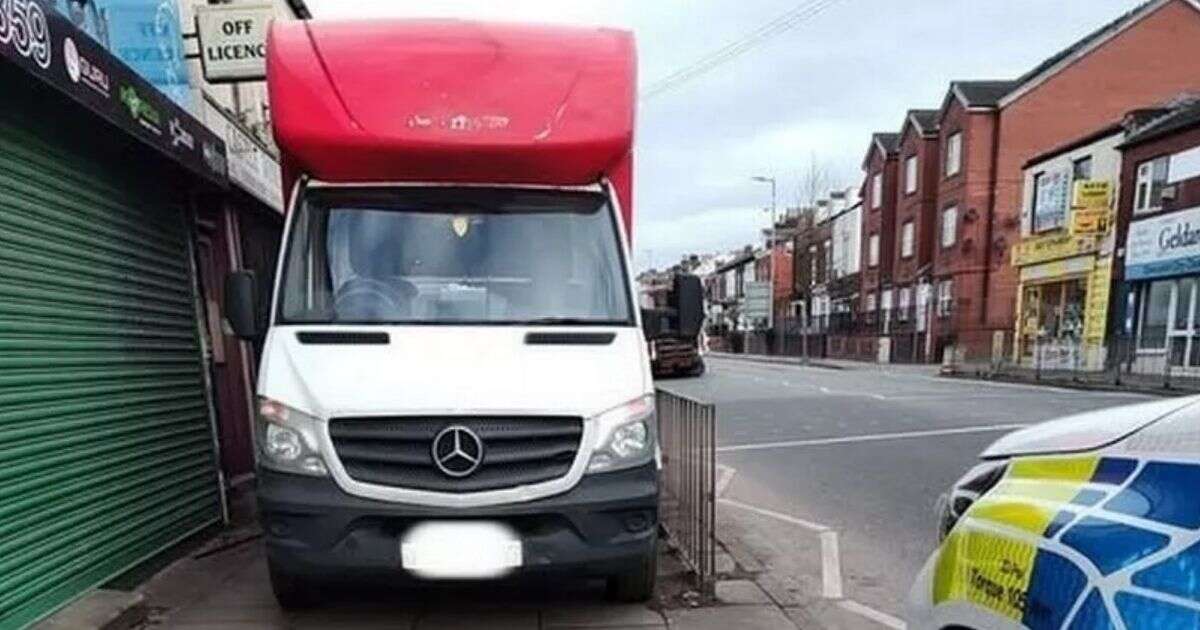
[977,0,1200,360]
[889,110,942,362]
[930,81,1013,362]
[860,133,899,333]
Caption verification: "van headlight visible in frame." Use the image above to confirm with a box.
[937,459,1008,540]
[586,395,657,474]
[256,397,329,477]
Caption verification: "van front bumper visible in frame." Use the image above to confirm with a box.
[257,464,659,580]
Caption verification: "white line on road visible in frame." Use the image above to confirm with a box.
[716,423,1030,453]
[821,531,843,599]
[715,464,737,498]
[719,497,830,532]
[838,599,907,629]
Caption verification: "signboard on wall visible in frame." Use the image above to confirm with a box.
[203,97,283,212]
[1012,232,1100,267]
[195,4,274,82]
[1,0,226,185]
[1070,180,1113,236]
[1033,169,1070,233]
[1125,204,1200,280]
[743,281,771,323]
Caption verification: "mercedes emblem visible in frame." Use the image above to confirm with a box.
[431,425,484,478]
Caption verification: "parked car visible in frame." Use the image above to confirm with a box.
[908,395,1200,629]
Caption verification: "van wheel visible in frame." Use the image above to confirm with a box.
[268,561,321,610]
[606,547,657,602]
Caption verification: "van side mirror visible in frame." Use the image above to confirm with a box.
[224,270,261,340]
[641,307,663,341]
[673,274,704,339]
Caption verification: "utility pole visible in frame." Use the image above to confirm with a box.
[752,176,777,331]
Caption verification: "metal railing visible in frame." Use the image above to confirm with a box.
[656,388,717,595]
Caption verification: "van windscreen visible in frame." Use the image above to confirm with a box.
[276,187,634,326]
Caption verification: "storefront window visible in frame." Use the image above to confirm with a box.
[1139,280,1172,350]
[1019,279,1088,359]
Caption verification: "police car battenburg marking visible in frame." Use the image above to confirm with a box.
[932,455,1200,629]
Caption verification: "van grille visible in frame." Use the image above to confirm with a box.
[328,416,584,493]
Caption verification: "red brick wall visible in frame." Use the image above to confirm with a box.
[932,98,1002,358]
[861,146,898,309]
[893,127,940,286]
[990,0,1200,331]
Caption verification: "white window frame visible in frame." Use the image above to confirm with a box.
[809,245,818,286]
[898,286,912,321]
[937,279,954,317]
[866,292,877,312]
[868,233,880,268]
[901,221,915,259]
[905,155,918,194]
[941,206,958,249]
[945,132,962,177]
[1134,156,1171,215]
[871,173,883,209]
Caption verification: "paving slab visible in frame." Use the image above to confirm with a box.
[414,610,539,629]
[542,603,665,627]
[667,605,796,629]
[35,590,144,630]
[715,580,772,606]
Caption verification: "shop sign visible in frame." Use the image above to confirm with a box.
[1019,255,1094,283]
[0,0,227,185]
[195,4,273,82]
[1033,168,1070,233]
[203,98,283,212]
[1070,180,1113,236]
[1084,261,1112,342]
[1126,204,1200,281]
[1012,232,1100,267]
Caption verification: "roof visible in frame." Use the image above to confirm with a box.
[908,110,940,136]
[1002,0,1200,106]
[862,133,900,168]
[942,80,1019,111]
[716,252,756,273]
[1121,98,1200,148]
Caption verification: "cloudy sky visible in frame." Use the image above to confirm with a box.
[304,0,1143,271]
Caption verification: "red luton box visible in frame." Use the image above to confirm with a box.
[267,19,636,234]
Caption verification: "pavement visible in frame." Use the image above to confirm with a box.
[658,355,1157,628]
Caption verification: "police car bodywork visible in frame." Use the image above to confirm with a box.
[908,395,1200,629]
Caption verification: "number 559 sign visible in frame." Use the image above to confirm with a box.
[0,0,52,69]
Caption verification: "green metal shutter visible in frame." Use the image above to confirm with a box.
[0,96,221,628]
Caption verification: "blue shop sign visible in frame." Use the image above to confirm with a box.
[1126,205,1200,281]
[48,0,191,111]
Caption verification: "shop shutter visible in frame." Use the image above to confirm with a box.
[0,93,221,627]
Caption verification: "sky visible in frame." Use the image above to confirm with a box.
[304,0,1145,271]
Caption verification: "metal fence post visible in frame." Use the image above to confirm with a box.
[655,388,718,595]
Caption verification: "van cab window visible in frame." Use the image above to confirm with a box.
[278,187,634,326]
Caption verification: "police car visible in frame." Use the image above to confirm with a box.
[908,395,1200,629]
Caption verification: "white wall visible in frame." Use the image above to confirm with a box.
[1020,131,1123,237]
[832,203,862,278]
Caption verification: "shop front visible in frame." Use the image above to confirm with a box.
[1123,204,1200,375]
[1012,231,1113,370]
[0,3,229,627]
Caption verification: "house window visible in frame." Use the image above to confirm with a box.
[904,155,918,194]
[937,279,954,317]
[898,286,912,321]
[1072,156,1093,181]
[901,221,915,258]
[824,238,833,280]
[941,206,958,248]
[1134,156,1171,215]
[1031,170,1068,233]
[866,292,877,312]
[945,132,962,177]
[868,233,880,267]
[871,173,883,209]
[809,245,818,286]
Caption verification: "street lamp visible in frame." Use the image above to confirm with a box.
[752,176,777,330]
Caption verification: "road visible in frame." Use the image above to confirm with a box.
[660,356,1153,627]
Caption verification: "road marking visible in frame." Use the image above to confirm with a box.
[719,497,829,532]
[717,423,1030,453]
[838,599,907,629]
[821,531,843,599]
[715,464,737,498]
[720,496,906,629]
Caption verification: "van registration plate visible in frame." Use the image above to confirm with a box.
[400,521,522,579]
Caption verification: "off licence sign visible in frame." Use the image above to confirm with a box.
[195,4,274,82]
[1070,180,1112,235]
